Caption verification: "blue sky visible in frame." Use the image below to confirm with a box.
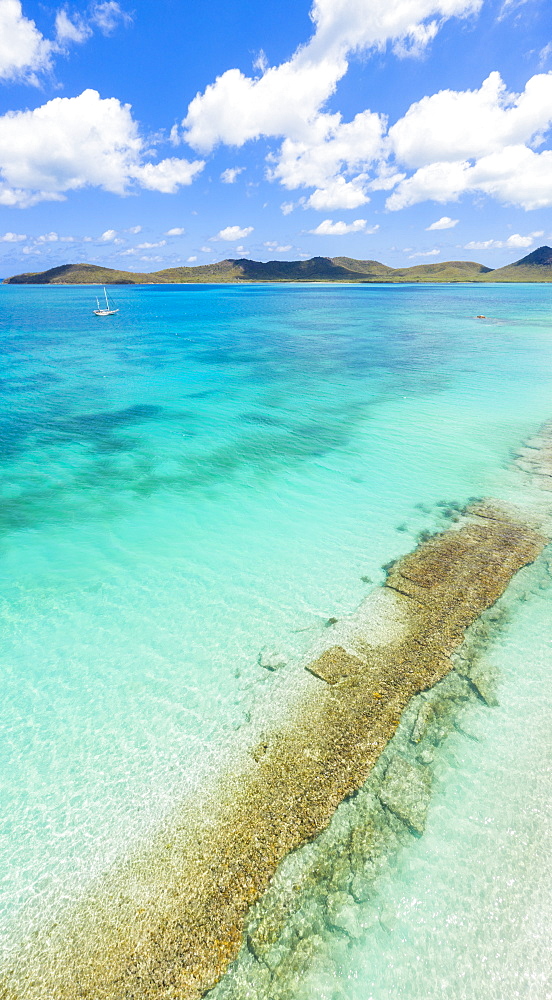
[0,0,551,274]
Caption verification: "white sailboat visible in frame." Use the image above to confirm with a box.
[93,287,119,316]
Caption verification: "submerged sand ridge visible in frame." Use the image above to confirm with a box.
[4,428,552,1000]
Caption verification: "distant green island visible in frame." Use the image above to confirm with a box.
[4,245,552,285]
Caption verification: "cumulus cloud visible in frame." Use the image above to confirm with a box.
[269,110,386,209]
[127,224,141,234]
[281,201,294,215]
[387,144,552,211]
[426,216,458,229]
[187,255,197,262]
[220,166,245,183]
[464,231,543,250]
[176,5,552,215]
[387,72,552,210]
[100,229,117,241]
[309,218,375,235]
[408,248,440,256]
[0,0,131,84]
[135,158,204,193]
[0,89,205,207]
[213,225,254,240]
[388,71,552,167]
[184,0,480,152]
[181,0,481,208]
[136,239,166,248]
[166,227,185,235]
[0,0,53,82]
[0,230,26,241]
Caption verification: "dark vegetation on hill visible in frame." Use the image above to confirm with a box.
[4,248,552,285]
[480,245,552,282]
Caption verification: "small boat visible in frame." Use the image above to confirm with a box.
[94,287,118,316]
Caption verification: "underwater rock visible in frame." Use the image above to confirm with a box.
[350,873,374,903]
[379,905,398,933]
[258,647,287,670]
[410,699,435,743]
[211,950,271,1000]
[304,645,366,684]
[378,754,431,834]
[466,660,499,706]
[454,654,499,706]
[439,670,472,701]
[326,892,362,939]
[294,959,340,1000]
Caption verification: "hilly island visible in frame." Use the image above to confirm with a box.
[3,245,552,285]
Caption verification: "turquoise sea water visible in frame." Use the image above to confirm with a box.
[0,283,551,981]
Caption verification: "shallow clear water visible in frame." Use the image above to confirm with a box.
[288,560,552,1000]
[0,282,551,961]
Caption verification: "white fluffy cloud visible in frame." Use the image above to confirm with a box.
[306,0,481,57]
[0,230,26,241]
[213,225,254,240]
[0,89,205,207]
[0,0,53,81]
[166,227,185,235]
[309,218,375,235]
[387,144,552,211]
[269,110,385,209]
[408,248,440,256]
[134,158,203,193]
[220,166,245,183]
[184,0,480,152]
[426,216,458,229]
[389,71,552,167]
[136,239,166,248]
[0,0,130,84]
[184,3,552,215]
[182,0,481,208]
[464,231,543,250]
[387,73,552,210]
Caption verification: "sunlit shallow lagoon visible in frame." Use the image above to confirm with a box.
[0,282,551,991]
